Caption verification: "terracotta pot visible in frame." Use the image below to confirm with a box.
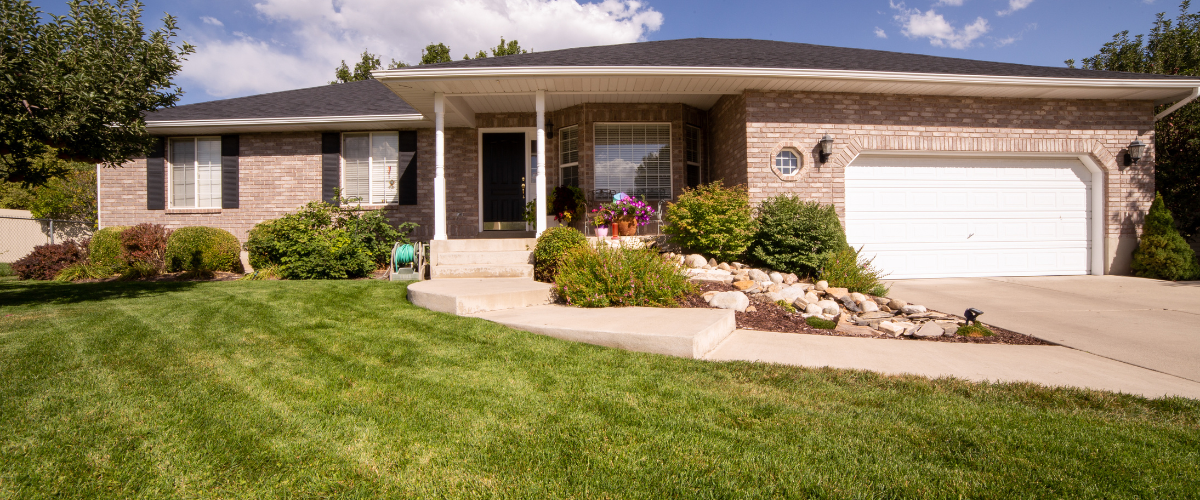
[616,217,639,236]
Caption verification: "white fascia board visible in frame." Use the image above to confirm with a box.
[146,113,426,129]
[374,66,1200,93]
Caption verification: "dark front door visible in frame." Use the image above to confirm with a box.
[482,133,527,230]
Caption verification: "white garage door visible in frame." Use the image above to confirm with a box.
[845,156,1092,279]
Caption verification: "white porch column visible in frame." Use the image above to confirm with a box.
[433,92,447,240]
[535,90,547,237]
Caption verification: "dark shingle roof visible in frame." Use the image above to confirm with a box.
[146,79,417,121]
[410,38,1187,80]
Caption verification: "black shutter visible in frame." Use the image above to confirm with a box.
[397,131,418,205]
[321,133,340,204]
[146,137,166,210]
[221,135,239,209]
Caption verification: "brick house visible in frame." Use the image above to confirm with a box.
[98,38,1200,278]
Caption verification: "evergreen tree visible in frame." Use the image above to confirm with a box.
[1131,192,1200,280]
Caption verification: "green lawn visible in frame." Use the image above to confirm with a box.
[1,280,1197,499]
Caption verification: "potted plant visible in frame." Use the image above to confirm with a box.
[608,194,656,236]
[591,206,613,238]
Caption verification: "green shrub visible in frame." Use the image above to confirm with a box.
[246,200,416,280]
[119,223,171,276]
[1131,192,1200,281]
[0,263,13,277]
[55,261,113,282]
[534,226,587,282]
[776,300,797,314]
[750,196,848,277]
[819,246,890,296]
[88,226,128,271]
[165,226,244,274]
[806,316,837,330]
[956,324,995,337]
[663,181,756,262]
[555,244,694,307]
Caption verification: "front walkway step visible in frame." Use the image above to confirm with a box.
[430,238,535,254]
[408,278,552,315]
[430,264,534,279]
[437,250,532,266]
[473,305,736,359]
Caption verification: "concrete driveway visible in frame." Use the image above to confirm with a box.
[887,276,1200,383]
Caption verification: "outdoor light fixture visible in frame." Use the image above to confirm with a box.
[818,134,834,163]
[546,121,555,139]
[964,308,984,325]
[1125,139,1146,166]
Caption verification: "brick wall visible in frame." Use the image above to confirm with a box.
[708,93,748,188]
[740,90,1157,274]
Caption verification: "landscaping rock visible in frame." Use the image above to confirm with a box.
[767,283,783,293]
[873,296,889,306]
[702,291,719,303]
[911,322,944,338]
[860,311,893,320]
[685,254,707,268]
[732,262,744,269]
[901,304,927,315]
[839,295,862,312]
[849,292,867,304]
[764,292,785,303]
[732,280,757,291]
[780,286,807,303]
[783,273,799,284]
[769,272,784,284]
[803,291,821,304]
[826,287,849,300]
[888,298,908,310]
[860,300,880,313]
[708,257,717,267]
[878,321,905,336]
[748,269,770,282]
[815,280,829,291]
[717,263,731,271]
[804,303,824,315]
[816,300,841,316]
[935,321,962,336]
[710,291,750,312]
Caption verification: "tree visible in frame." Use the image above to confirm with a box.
[0,0,194,186]
[1067,0,1200,243]
[489,37,527,57]
[330,50,381,84]
[420,43,452,65]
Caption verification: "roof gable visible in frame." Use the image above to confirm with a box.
[146,79,417,122]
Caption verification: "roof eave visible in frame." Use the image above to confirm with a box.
[145,113,428,134]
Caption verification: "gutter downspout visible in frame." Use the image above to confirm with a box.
[1155,86,1200,121]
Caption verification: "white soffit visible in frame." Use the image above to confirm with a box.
[145,114,429,135]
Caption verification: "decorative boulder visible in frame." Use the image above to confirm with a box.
[912,322,944,338]
[816,300,841,316]
[860,300,880,313]
[783,273,799,284]
[804,303,824,315]
[815,280,829,291]
[769,272,784,284]
[780,285,808,304]
[685,254,708,268]
[710,291,750,312]
[888,298,908,310]
[901,304,928,315]
[748,269,770,282]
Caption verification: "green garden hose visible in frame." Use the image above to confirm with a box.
[392,243,415,272]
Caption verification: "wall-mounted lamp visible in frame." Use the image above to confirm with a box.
[1125,139,1146,166]
[546,121,555,140]
[818,134,834,163]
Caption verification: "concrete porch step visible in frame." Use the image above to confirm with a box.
[437,250,533,266]
[407,278,553,315]
[430,263,534,279]
[431,238,535,253]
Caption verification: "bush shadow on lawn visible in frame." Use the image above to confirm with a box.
[0,279,203,308]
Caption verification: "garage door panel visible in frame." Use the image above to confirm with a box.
[846,156,1091,279]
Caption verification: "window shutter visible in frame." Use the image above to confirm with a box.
[146,137,166,210]
[397,130,418,205]
[221,135,239,209]
[321,133,340,204]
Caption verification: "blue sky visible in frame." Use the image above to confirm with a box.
[32,0,1192,105]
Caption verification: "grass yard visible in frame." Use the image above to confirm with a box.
[0,280,1197,499]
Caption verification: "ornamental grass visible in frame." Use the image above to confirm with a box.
[554,244,694,307]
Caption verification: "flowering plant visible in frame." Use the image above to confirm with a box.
[605,194,656,226]
[590,206,614,226]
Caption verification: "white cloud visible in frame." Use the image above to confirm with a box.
[992,22,1036,48]
[180,0,664,99]
[200,16,223,26]
[891,2,989,49]
[997,0,1033,16]
[934,0,964,6]
[874,27,887,38]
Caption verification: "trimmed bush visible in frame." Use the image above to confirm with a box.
[246,200,416,280]
[956,324,995,337]
[805,316,837,330]
[1131,192,1200,281]
[165,227,244,274]
[555,244,695,307]
[534,226,587,282]
[88,226,128,271]
[119,223,171,276]
[12,241,86,280]
[819,246,890,297]
[750,196,848,277]
[663,181,756,262]
[0,263,13,277]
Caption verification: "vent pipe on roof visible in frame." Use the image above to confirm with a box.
[1155,86,1200,121]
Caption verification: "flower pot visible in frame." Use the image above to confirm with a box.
[616,217,639,236]
[595,226,609,238]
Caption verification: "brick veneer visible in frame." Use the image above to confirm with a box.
[734,90,1156,274]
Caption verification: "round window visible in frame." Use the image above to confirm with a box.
[774,150,799,175]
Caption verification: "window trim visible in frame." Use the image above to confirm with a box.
[769,142,806,182]
[558,124,579,188]
[593,122,673,200]
[166,136,223,209]
[685,124,702,167]
[340,131,401,205]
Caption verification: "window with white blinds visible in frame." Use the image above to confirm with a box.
[559,125,578,188]
[342,132,399,204]
[594,123,671,200]
[169,137,221,208]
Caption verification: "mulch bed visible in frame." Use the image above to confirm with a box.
[682,282,1054,346]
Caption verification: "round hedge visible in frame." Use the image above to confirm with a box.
[533,226,587,282]
[88,226,128,270]
[165,226,244,273]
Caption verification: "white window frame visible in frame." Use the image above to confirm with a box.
[685,125,702,168]
[593,122,673,200]
[341,131,400,205]
[774,149,801,176]
[167,136,222,209]
[559,125,579,188]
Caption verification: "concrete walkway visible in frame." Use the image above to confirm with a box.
[707,329,1200,399]
[887,276,1200,382]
